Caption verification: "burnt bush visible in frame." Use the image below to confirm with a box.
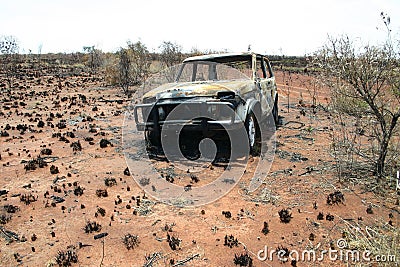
[95,189,108,197]
[66,131,75,138]
[96,207,106,217]
[83,221,102,233]
[326,214,335,221]
[56,120,66,129]
[0,214,12,224]
[326,191,345,205]
[166,233,180,250]
[104,178,117,187]
[3,204,19,213]
[84,137,93,142]
[20,193,37,205]
[233,253,253,267]
[70,141,82,152]
[73,185,84,196]
[366,205,373,214]
[261,221,269,235]
[50,165,59,174]
[55,245,78,266]
[122,234,140,250]
[222,211,232,219]
[37,120,45,128]
[278,208,293,223]
[224,234,239,248]
[99,139,112,148]
[24,157,47,171]
[40,148,52,155]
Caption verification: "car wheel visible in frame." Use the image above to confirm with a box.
[245,111,261,156]
[145,130,160,148]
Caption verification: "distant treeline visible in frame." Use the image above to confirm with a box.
[0,52,309,70]
[267,55,309,73]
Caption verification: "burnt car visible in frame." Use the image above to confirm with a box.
[134,52,278,156]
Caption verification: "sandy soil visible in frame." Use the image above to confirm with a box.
[0,68,399,267]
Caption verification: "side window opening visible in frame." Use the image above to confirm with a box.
[256,58,266,78]
[263,58,273,78]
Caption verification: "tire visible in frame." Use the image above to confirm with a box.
[145,129,160,149]
[245,111,261,156]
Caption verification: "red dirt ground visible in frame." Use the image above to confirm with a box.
[0,69,399,267]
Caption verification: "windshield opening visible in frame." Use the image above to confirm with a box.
[177,61,251,82]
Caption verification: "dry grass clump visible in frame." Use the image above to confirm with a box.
[240,186,279,205]
[341,219,399,266]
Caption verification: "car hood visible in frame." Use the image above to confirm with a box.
[142,79,253,101]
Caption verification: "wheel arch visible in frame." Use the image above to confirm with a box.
[245,99,261,122]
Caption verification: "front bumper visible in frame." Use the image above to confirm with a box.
[134,100,243,132]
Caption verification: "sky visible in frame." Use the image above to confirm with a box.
[1,0,399,56]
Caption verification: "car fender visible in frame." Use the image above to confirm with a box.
[244,99,261,121]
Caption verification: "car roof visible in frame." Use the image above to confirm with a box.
[183,52,265,63]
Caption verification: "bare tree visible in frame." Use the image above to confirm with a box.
[127,40,150,86]
[158,41,183,68]
[118,47,131,95]
[83,45,104,74]
[0,35,19,88]
[189,47,204,57]
[314,35,400,180]
[114,41,151,95]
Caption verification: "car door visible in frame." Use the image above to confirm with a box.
[263,57,276,114]
[254,56,275,117]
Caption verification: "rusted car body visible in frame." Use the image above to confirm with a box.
[134,52,278,153]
